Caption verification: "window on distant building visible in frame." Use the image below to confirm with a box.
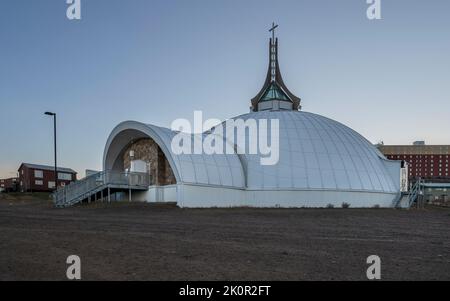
[34,170,43,178]
[58,173,72,181]
[48,181,55,189]
[35,180,43,185]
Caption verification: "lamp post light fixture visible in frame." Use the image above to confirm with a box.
[45,112,58,191]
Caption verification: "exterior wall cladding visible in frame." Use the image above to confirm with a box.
[378,145,450,181]
[18,165,77,192]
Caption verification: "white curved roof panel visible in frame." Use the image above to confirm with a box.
[220,111,398,193]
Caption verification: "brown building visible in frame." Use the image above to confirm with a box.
[18,163,77,192]
[0,178,19,193]
[378,143,450,181]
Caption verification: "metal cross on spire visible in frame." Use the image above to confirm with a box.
[269,22,278,44]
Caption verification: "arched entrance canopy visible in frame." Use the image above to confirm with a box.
[103,121,246,188]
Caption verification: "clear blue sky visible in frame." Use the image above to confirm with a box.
[1,0,449,178]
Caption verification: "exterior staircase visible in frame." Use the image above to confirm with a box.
[395,179,423,209]
[54,171,150,208]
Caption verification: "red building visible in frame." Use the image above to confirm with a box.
[18,163,77,192]
[0,178,19,192]
[378,143,450,181]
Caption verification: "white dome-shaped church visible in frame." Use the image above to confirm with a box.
[103,26,402,208]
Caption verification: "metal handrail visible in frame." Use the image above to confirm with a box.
[407,178,422,208]
[54,170,151,207]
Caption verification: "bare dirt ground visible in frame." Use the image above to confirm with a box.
[0,196,449,281]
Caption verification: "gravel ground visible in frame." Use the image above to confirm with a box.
[0,198,449,281]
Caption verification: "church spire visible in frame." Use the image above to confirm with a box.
[251,23,301,112]
[269,22,278,82]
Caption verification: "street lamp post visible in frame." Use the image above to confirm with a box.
[45,112,57,191]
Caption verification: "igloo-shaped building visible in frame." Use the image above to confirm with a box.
[102,31,402,208]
